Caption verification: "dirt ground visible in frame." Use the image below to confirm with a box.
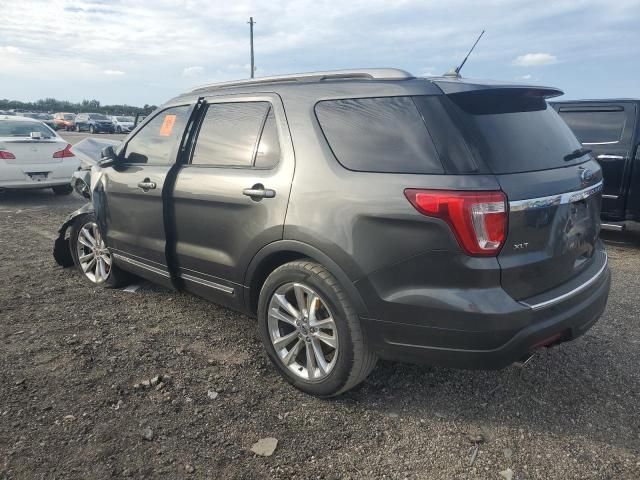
[1,188,639,479]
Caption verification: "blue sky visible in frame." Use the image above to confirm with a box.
[1,0,639,106]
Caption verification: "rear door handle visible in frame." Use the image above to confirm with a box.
[243,183,276,200]
[137,178,156,191]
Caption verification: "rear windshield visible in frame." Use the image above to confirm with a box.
[116,116,133,122]
[63,114,75,120]
[419,90,585,174]
[0,121,55,138]
[557,109,626,144]
[315,96,444,174]
[89,114,109,120]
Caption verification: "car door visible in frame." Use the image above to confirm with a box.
[100,104,193,287]
[556,103,637,220]
[171,94,295,308]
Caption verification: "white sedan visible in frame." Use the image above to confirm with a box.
[0,115,80,194]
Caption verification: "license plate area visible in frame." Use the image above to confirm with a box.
[27,172,50,182]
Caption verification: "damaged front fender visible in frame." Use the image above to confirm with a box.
[53,202,95,268]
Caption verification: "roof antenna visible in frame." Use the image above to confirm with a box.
[444,30,485,78]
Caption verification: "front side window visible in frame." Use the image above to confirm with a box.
[124,105,190,165]
[191,101,277,167]
[315,96,444,174]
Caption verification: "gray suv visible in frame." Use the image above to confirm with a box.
[54,69,610,397]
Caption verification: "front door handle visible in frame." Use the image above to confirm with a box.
[243,183,276,200]
[137,178,156,191]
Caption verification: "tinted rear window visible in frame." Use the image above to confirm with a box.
[315,97,444,174]
[557,109,626,144]
[0,121,55,138]
[439,90,584,174]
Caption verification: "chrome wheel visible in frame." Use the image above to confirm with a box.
[267,282,339,381]
[76,222,111,284]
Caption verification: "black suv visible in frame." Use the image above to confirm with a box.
[55,69,610,396]
[552,99,640,232]
[74,113,115,133]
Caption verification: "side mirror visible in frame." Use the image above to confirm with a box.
[99,145,117,167]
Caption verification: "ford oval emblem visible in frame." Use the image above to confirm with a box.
[580,168,594,184]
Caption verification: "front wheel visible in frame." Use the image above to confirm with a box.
[69,213,131,288]
[258,260,377,397]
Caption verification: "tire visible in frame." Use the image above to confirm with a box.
[69,213,131,288]
[258,260,377,397]
[116,126,122,133]
[75,124,80,132]
[89,125,95,134]
[52,184,73,195]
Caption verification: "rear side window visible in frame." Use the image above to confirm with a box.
[315,97,444,174]
[124,105,190,165]
[192,102,274,167]
[557,109,626,144]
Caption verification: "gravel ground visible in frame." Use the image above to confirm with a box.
[1,189,639,479]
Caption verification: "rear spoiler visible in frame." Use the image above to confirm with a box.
[428,77,563,99]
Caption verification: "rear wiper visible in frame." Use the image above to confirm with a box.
[564,147,592,161]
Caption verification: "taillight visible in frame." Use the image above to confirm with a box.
[0,150,16,159]
[53,144,74,158]
[404,189,507,256]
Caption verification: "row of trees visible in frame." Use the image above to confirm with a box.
[0,97,157,116]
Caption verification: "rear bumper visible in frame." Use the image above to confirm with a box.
[359,251,610,369]
[0,160,79,189]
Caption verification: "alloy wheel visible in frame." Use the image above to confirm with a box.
[267,282,339,381]
[76,222,111,283]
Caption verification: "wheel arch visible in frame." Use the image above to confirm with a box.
[243,240,369,318]
[53,202,95,267]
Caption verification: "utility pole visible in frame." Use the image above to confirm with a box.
[248,17,255,79]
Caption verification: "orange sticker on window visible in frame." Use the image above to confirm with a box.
[159,114,177,137]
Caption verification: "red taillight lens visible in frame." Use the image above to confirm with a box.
[53,144,74,158]
[0,150,16,159]
[404,189,507,256]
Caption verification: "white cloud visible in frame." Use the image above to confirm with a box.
[0,45,21,54]
[103,69,125,76]
[182,66,204,78]
[521,74,532,79]
[512,53,558,67]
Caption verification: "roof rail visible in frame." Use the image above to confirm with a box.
[190,68,414,93]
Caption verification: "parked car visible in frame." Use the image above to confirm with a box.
[53,112,76,131]
[111,115,135,133]
[74,113,115,133]
[0,115,79,194]
[552,99,640,232]
[54,69,610,396]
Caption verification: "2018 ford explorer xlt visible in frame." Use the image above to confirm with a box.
[53,69,610,397]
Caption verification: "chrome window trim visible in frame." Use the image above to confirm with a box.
[509,180,603,212]
[596,154,624,160]
[602,194,619,199]
[583,141,619,145]
[520,253,608,311]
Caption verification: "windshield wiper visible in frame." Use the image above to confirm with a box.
[564,147,592,161]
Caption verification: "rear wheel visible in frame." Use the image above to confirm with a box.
[52,185,73,195]
[69,213,130,288]
[258,260,377,397]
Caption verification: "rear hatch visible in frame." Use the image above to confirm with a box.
[427,82,603,300]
